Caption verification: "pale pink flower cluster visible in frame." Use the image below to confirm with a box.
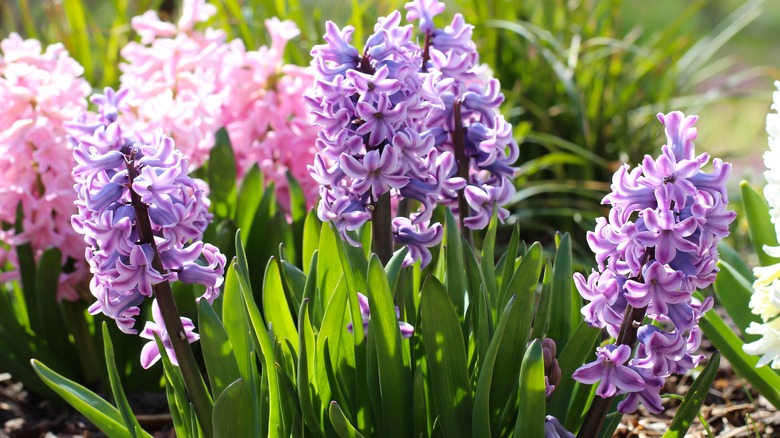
[0,33,91,301]
[119,0,319,208]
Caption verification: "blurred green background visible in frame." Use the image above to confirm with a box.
[0,0,777,256]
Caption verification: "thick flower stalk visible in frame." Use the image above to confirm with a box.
[573,112,735,435]
[307,0,518,266]
[744,81,780,367]
[119,0,319,209]
[0,33,91,300]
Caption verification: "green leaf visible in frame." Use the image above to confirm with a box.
[263,257,299,354]
[530,259,554,341]
[35,248,72,362]
[303,210,321,275]
[698,305,780,409]
[329,402,366,438]
[514,339,545,438]
[712,261,761,342]
[548,233,573,348]
[481,207,499,313]
[286,171,307,266]
[367,255,412,437]
[208,128,238,219]
[444,209,467,317]
[547,320,601,423]
[281,259,307,312]
[663,352,721,437]
[102,324,148,438]
[198,300,242,399]
[213,378,254,438]
[154,333,193,436]
[420,276,472,438]
[296,299,325,438]
[486,244,543,432]
[236,164,263,240]
[221,263,253,388]
[741,180,780,267]
[31,359,131,438]
[498,225,520,298]
[14,202,37,332]
[235,232,282,438]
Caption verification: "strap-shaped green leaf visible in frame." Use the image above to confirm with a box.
[741,180,780,266]
[198,300,241,399]
[213,378,254,438]
[31,359,131,438]
[264,257,299,353]
[102,323,149,438]
[663,352,721,437]
[329,401,366,438]
[208,128,237,219]
[713,261,761,342]
[367,255,412,437]
[421,275,473,438]
[514,340,545,438]
[548,233,573,348]
[698,304,780,408]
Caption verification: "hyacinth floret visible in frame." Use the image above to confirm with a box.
[68,88,226,363]
[307,0,518,266]
[573,111,735,414]
[744,81,780,368]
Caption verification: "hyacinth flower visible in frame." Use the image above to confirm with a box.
[68,87,225,430]
[744,81,780,368]
[572,112,735,436]
[306,0,518,266]
[346,292,415,338]
[119,0,320,209]
[0,33,91,300]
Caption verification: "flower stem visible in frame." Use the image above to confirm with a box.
[452,100,473,245]
[577,304,647,438]
[372,191,393,265]
[126,152,214,437]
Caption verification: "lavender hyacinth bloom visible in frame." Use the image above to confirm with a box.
[346,292,414,339]
[544,416,575,438]
[307,0,518,267]
[140,299,199,369]
[69,87,226,366]
[573,112,735,413]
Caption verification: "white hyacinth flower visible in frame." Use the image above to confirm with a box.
[745,81,780,368]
